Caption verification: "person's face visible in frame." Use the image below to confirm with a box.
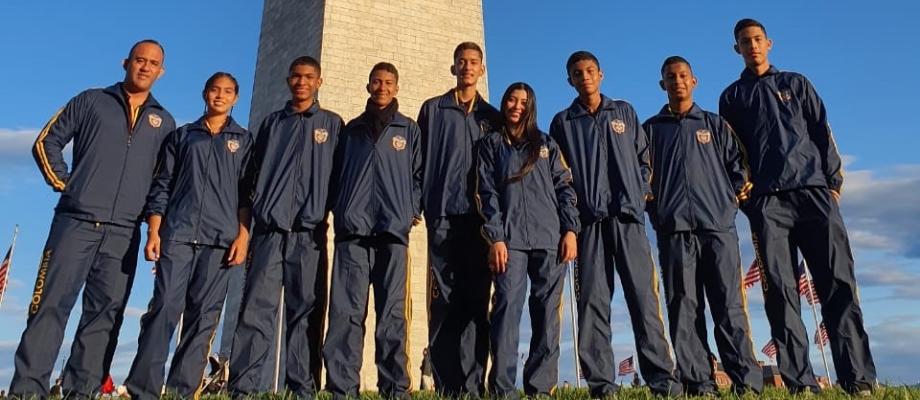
[205,76,239,116]
[452,49,485,87]
[287,64,323,103]
[734,26,772,67]
[122,42,165,93]
[660,62,697,102]
[503,89,528,126]
[367,70,399,108]
[567,59,603,97]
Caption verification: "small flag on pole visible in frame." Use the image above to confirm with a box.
[617,356,635,376]
[797,261,820,305]
[814,321,829,346]
[743,260,761,289]
[0,244,12,299]
[761,340,778,360]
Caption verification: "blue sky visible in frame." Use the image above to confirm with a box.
[1,0,919,390]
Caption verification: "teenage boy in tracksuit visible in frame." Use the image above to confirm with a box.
[12,40,175,400]
[549,51,681,398]
[324,62,422,400]
[416,41,499,396]
[643,56,762,396]
[720,18,876,396]
[228,56,344,399]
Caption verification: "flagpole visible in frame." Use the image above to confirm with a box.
[802,260,832,385]
[567,261,581,388]
[0,224,21,311]
[176,313,184,348]
[272,287,284,394]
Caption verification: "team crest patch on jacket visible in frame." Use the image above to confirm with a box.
[148,114,162,128]
[314,128,328,144]
[539,145,549,159]
[695,129,712,144]
[777,89,793,103]
[479,119,492,133]
[610,119,626,134]
[392,135,407,151]
[227,139,241,153]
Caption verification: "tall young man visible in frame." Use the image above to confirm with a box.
[643,56,761,396]
[228,56,344,400]
[324,62,422,400]
[720,18,876,396]
[416,42,499,396]
[549,51,681,398]
[13,40,175,399]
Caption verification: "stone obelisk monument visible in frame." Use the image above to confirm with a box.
[238,0,489,391]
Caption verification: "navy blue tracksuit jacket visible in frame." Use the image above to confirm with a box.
[417,90,498,395]
[550,95,680,397]
[476,130,578,398]
[324,110,422,400]
[127,117,252,400]
[229,101,344,398]
[720,66,876,394]
[13,83,175,399]
[643,104,762,394]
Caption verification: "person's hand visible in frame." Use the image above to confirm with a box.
[413,216,423,227]
[830,189,840,203]
[227,233,249,266]
[144,233,161,262]
[488,242,509,274]
[558,231,577,263]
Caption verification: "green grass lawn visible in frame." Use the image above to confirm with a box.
[188,386,920,400]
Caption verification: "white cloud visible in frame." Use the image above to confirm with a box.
[840,163,920,258]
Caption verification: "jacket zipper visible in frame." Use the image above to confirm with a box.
[193,133,216,243]
[110,103,141,223]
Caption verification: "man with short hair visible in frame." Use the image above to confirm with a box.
[12,39,175,399]
[719,18,877,396]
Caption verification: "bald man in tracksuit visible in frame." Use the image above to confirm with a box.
[13,40,175,400]
[324,62,423,400]
[643,56,761,396]
[720,18,876,396]
[549,50,680,398]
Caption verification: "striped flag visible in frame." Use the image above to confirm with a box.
[798,261,820,305]
[814,322,829,346]
[0,244,11,300]
[617,356,635,376]
[761,340,777,360]
[743,259,761,289]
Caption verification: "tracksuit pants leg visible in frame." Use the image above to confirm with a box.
[11,216,139,399]
[229,227,325,398]
[166,245,233,398]
[521,250,565,396]
[780,188,875,393]
[697,230,763,394]
[426,215,490,396]
[574,219,617,398]
[324,235,411,400]
[658,232,717,395]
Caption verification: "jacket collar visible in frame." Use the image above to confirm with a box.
[352,108,410,128]
[651,103,705,121]
[740,65,780,80]
[187,115,248,135]
[104,82,164,110]
[282,99,322,117]
[566,94,618,119]
[437,89,484,112]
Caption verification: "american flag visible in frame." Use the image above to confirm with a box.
[617,356,635,376]
[0,244,13,300]
[814,322,829,346]
[761,340,777,360]
[797,261,820,305]
[743,259,761,289]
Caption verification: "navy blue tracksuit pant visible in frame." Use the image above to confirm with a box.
[11,215,140,399]
[576,216,680,397]
[744,187,876,393]
[426,215,490,396]
[324,235,411,400]
[228,225,328,398]
[657,230,762,395]
[126,240,232,400]
[489,249,564,399]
